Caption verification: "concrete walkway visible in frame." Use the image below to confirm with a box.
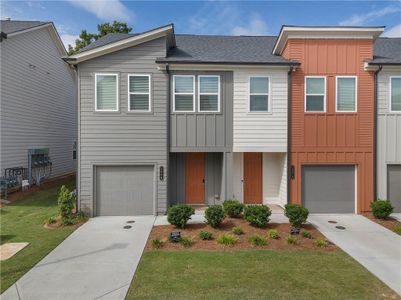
[1,216,155,300]
[309,214,401,295]
[391,213,401,222]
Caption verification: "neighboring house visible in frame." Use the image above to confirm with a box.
[0,20,77,184]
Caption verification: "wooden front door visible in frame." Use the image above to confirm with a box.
[185,153,205,204]
[244,152,263,204]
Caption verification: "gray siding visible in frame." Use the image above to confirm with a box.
[0,27,77,178]
[170,71,233,152]
[78,37,168,215]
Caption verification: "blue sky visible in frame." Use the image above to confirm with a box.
[2,0,401,48]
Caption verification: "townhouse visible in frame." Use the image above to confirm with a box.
[65,24,400,216]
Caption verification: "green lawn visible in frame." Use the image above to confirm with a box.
[0,178,77,293]
[127,250,399,300]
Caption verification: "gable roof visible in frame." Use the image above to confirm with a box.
[0,20,49,35]
[77,33,138,53]
[370,37,401,65]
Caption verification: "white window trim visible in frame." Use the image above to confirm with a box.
[335,76,358,113]
[304,76,326,113]
[173,75,195,113]
[127,74,151,112]
[198,75,220,113]
[95,73,119,112]
[248,76,271,113]
[389,76,401,113]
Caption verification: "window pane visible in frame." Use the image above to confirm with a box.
[175,76,193,93]
[250,95,268,111]
[250,77,268,94]
[175,95,193,111]
[200,95,218,111]
[130,94,149,111]
[337,78,356,111]
[96,75,117,110]
[306,95,324,111]
[130,76,149,93]
[200,76,218,93]
[306,78,324,94]
[391,78,401,111]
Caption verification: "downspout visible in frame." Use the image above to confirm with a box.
[287,66,294,205]
[373,64,382,202]
[166,63,171,212]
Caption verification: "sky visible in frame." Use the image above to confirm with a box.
[1,0,401,48]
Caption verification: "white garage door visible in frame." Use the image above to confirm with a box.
[95,165,154,216]
[388,165,401,213]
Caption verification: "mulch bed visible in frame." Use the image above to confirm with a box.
[363,213,401,233]
[146,217,337,252]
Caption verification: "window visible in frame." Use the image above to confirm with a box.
[336,76,357,112]
[198,75,220,112]
[95,74,118,111]
[173,75,195,112]
[305,77,326,112]
[72,141,77,160]
[390,77,401,112]
[249,77,269,112]
[128,75,151,112]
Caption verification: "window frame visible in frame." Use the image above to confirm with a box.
[197,75,221,113]
[389,76,401,113]
[127,74,152,112]
[95,73,119,112]
[335,75,358,113]
[248,76,271,113]
[304,76,326,113]
[173,75,196,113]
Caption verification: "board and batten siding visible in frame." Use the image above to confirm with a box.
[233,69,288,152]
[377,67,401,200]
[0,27,77,178]
[78,37,168,216]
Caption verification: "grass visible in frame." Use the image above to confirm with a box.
[0,178,77,293]
[126,251,399,300]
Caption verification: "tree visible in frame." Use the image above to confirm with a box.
[68,21,132,55]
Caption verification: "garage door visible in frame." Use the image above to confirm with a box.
[95,165,154,216]
[302,165,355,213]
[388,165,401,213]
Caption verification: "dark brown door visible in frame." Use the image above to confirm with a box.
[185,153,205,204]
[244,152,263,204]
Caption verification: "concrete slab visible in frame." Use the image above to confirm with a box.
[391,213,401,222]
[309,214,401,295]
[0,243,29,261]
[0,216,155,300]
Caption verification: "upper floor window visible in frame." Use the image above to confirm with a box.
[198,75,220,112]
[336,76,357,112]
[173,75,195,112]
[305,77,326,112]
[249,76,269,112]
[95,74,118,111]
[390,77,401,112]
[128,75,151,112]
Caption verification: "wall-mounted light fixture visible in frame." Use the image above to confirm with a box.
[159,166,164,181]
[290,165,295,180]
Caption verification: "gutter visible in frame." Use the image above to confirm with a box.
[287,66,295,205]
[373,64,383,202]
[0,32,7,42]
[155,60,300,66]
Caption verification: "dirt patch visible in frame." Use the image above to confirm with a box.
[146,217,337,252]
[363,213,401,234]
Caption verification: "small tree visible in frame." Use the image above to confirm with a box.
[58,185,75,224]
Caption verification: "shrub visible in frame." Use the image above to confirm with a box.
[217,234,238,246]
[180,237,193,247]
[151,238,164,249]
[393,226,401,236]
[58,185,75,224]
[223,199,244,218]
[284,204,309,229]
[47,216,57,224]
[75,211,88,223]
[313,239,328,248]
[232,226,243,235]
[370,200,393,219]
[268,229,279,239]
[167,204,195,228]
[285,235,297,245]
[301,230,313,239]
[205,205,225,228]
[248,235,267,246]
[244,205,272,228]
[199,230,213,240]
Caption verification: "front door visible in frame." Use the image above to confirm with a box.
[185,153,205,204]
[244,152,263,204]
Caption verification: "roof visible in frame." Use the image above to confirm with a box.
[77,33,137,53]
[370,37,401,65]
[0,20,49,35]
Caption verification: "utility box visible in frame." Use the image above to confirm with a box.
[28,148,52,185]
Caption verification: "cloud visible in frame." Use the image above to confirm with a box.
[339,5,400,26]
[383,23,401,37]
[231,15,269,36]
[67,0,132,22]
[60,34,78,48]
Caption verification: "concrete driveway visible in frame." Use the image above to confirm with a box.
[309,214,401,295]
[1,216,155,300]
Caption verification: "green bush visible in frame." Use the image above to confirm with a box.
[223,199,244,218]
[284,204,309,229]
[268,229,279,239]
[285,235,297,245]
[199,230,213,240]
[232,226,244,235]
[244,205,272,228]
[47,216,57,224]
[370,200,393,219]
[313,239,328,248]
[217,234,238,246]
[58,185,75,224]
[301,230,313,239]
[180,237,193,247]
[151,238,164,249]
[393,226,401,236]
[167,204,195,228]
[248,235,267,246]
[205,205,225,228]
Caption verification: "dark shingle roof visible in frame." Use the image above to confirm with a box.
[77,33,137,53]
[0,20,49,35]
[371,37,401,65]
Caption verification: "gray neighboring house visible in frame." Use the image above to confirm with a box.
[0,20,77,184]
